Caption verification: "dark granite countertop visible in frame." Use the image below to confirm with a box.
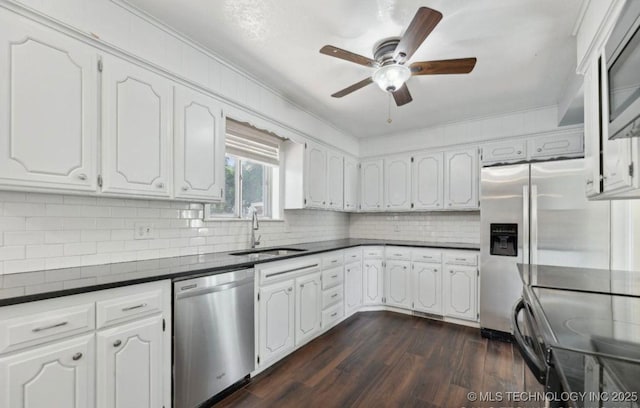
[0,238,479,306]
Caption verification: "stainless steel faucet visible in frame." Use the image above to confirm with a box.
[250,208,261,248]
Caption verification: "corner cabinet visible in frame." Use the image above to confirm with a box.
[0,13,98,192]
[344,261,363,316]
[326,150,344,210]
[344,156,360,211]
[173,86,225,201]
[362,259,384,304]
[360,159,384,211]
[444,148,479,209]
[101,55,173,198]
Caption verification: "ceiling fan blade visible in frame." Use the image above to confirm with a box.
[331,77,374,98]
[394,7,443,63]
[410,58,477,75]
[392,84,413,106]
[320,45,378,68]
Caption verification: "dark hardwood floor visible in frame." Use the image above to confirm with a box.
[214,312,528,408]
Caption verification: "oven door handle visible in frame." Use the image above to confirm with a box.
[512,298,547,384]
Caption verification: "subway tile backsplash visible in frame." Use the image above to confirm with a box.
[0,192,479,275]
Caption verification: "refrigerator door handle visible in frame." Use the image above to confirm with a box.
[530,184,538,265]
[523,185,529,265]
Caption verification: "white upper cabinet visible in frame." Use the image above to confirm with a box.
[384,155,412,211]
[304,141,327,208]
[326,150,344,210]
[384,260,412,309]
[412,151,443,210]
[360,159,384,211]
[0,15,97,192]
[528,131,583,160]
[96,315,163,408]
[101,55,173,197]
[344,156,359,211]
[444,148,479,209]
[173,86,225,201]
[583,57,602,197]
[0,334,94,408]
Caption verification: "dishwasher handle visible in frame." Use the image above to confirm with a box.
[175,276,254,300]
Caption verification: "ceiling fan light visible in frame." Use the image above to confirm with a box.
[372,64,411,92]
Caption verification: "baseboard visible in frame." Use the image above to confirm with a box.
[480,327,514,343]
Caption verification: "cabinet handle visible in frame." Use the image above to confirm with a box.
[448,203,452,206]
[77,173,88,181]
[331,293,339,298]
[72,352,83,361]
[323,201,326,204]
[403,266,407,270]
[122,303,147,312]
[377,205,380,208]
[586,179,594,185]
[537,148,542,152]
[394,253,402,256]
[450,270,454,274]
[300,283,304,288]
[516,151,522,155]
[387,205,390,208]
[437,203,440,207]
[330,202,333,205]
[330,312,338,317]
[351,255,357,258]
[434,269,438,272]
[331,260,338,263]
[32,321,68,332]
[182,186,189,191]
[331,274,338,278]
[288,287,293,292]
[156,182,165,189]
[113,340,122,347]
[455,258,466,261]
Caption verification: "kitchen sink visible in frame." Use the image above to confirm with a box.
[230,248,308,257]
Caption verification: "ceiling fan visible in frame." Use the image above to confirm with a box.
[320,7,477,107]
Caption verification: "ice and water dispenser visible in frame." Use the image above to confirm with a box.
[490,223,517,257]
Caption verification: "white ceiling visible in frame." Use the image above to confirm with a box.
[125,0,584,138]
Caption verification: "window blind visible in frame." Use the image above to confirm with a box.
[225,118,284,166]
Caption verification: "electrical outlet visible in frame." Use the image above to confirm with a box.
[135,223,155,240]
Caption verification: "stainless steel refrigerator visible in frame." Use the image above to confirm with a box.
[480,159,610,336]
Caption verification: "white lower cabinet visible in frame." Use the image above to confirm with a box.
[344,262,363,316]
[294,273,322,346]
[384,260,411,309]
[0,334,94,408]
[362,259,384,305]
[443,264,478,321]
[258,279,295,364]
[412,262,442,315]
[96,315,164,408]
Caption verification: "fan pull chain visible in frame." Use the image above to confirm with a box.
[387,93,393,124]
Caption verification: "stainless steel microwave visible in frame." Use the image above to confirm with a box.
[604,0,640,140]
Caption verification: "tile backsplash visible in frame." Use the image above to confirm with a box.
[0,192,480,275]
[349,212,480,244]
[0,192,349,275]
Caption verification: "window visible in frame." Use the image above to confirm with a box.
[205,119,282,219]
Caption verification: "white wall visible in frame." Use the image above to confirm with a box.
[350,212,480,244]
[359,105,562,157]
[0,192,350,274]
[2,0,359,156]
[610,200,640,271]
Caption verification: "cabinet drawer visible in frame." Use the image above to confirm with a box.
[0,303,95,354]
[322,302,344,328]
[444,252,478,266]
[362,247,384,258]
[96,289,162,328]
[528,132,583,159]
[321,267,344,290]
[481,140,527,164]
[411,248,442,263]
[322,251,344,269]
[343,248,362,263]
[322,285,343,309]
[385,246,411,260]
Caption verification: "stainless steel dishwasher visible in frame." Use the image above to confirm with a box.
[173,268,255,408]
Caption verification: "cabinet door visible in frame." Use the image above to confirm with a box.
[305,141,327,208]
[444,148,478,209]
[528,132,583,159]
[360,159,384,211]
[295,273,321,346]
[0,15,97,192]
[362,259,384,304]
[174,86,224,201]
[101,56,172,197]
[583,58,602,197]
[344,156,359,211]
[384,260,411,309]
[412,262,442,315]
[384,155,412,211]
[443,264,477,321]
[258,280,295,364]
[326,150,344,209]
[96,315,164,408]
[412,152,443,210]
[344,262,363,316]
[480,140,527,165]
[0,334,94,408]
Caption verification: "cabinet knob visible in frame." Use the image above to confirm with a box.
[377,205,380,208]
[113,340,122,347]
[300,284,304,288]
[387,205,390,208]
[156,182,165,189]
[72,352,83,361]
[516,151,522,155]
[437,203,440,207]
[77,173,87,181]
[537,148,542,152]
[287,287,293,292]
[182,186,189,191]
[586,179,593,185]
[323,201,326,204]
[448,203,452,207]
[450,270,454,274]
